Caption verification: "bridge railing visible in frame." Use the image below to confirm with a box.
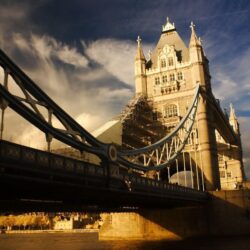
[0,139,104,176]
[120,173,207,200]
[0,139,207,202]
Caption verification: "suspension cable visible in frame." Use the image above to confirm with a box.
[183,151,187,187]
[189,151,194,188]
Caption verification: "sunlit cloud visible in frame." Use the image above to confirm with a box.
[85,38,152,87]
[1,33,134,149]
[0,0,249,178]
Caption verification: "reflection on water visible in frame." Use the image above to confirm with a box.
[0,233,250,250]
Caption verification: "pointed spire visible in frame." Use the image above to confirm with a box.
[147,49,152,60]
[162,17,176,33]
[229,103,239,134]
[189,21,201,47]
[135,36,146,61]
[137,35,142,47]
[229,103,237,120]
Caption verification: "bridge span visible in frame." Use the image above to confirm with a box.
[0,140,207,212]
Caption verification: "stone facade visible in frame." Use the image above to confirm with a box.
[133,18,244,190]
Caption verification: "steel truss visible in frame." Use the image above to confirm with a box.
[0,49,117,161]
[118,85,199,171]
[0,49,200,173]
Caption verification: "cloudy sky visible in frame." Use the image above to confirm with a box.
[0,0,250,177]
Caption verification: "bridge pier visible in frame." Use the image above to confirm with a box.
[99,206,207,240]
[99,189,250,240]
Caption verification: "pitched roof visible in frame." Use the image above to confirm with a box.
[149,30,189,69]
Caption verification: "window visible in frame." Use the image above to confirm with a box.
[161,59,166,68]
[220,170,225,178]
[170,73,175,81]
[155,77,160,85]
[227,172,232,178]
[168,57,174,66]
[177,72,183,80]
[162,75,167,83]
[164,104,178,118]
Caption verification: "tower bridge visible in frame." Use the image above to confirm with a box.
[0,18,249,239]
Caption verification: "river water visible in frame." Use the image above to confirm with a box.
[0,233,250,250]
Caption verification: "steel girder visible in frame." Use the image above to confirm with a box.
[0,49,199,172]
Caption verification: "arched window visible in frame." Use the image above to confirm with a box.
[164,104,178,118]
[170,73,175,81]
[161,59,166,68]
[177,72,183,80]
[162,75,167,83]
[168,57,174,66]
[155,77,160,85]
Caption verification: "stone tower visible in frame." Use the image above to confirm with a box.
[129,18,244,190]
[88,17,244,191]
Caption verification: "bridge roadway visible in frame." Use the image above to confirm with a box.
[0,140,208,211]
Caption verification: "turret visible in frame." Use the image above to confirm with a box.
[134,36,147,96]
[188,21,210,90]
[229,103,240,135]
[189,21,203,63]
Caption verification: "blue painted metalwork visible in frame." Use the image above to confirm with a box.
[117,85,200,170]
[0,48,200,173]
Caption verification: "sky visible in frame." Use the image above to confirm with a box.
[0,0,250,177]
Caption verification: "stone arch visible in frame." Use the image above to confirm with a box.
[163,103,179,118]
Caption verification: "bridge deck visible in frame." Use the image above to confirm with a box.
[0,140,208,211]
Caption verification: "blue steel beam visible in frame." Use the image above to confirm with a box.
[0,48,200,172]
[117,85,199,171]
[0,49,105,148]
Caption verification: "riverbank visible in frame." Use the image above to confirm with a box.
[2,229,99,234]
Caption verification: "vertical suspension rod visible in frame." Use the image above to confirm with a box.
[183,151,187,187]
[167,166,170,183]
[189,151,194,188]
[176,159,179,185]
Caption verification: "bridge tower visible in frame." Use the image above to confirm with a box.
[127,18,244,190]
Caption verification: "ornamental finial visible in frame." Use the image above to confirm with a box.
[137,36,142,47]
[230,103,234,112]
[162,17,175,32]
[190,21,195,32]
[148,49,152,59]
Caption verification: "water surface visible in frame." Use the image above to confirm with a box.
[0,233,250,250]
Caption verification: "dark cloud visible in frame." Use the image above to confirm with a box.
[0,0,250,177]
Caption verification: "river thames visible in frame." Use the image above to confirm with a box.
[0,233,250,250]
